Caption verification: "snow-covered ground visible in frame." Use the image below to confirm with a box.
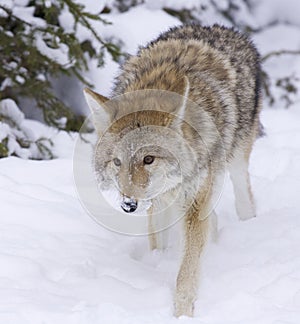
[1,0,300,323]
[1,101,300,324]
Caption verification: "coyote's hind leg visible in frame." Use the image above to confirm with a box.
[229,148,256,221]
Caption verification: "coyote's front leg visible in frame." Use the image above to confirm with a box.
[174,186,211,317]
[148,200,171,251]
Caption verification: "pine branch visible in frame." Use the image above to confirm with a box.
[262,49,300,62]
[63,0,107,45]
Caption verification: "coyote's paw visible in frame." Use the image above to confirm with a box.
[239,209,256,221]
[174,295,194,317]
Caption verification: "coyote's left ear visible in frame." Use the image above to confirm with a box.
[168,76,190,127]
[83,88,115,135]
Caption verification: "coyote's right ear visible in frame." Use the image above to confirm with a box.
[83,88,115,135]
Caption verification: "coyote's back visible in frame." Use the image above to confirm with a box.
[114,24,261,158]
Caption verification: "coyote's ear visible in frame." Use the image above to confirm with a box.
[83,88,114,135]
[169,76,190,128]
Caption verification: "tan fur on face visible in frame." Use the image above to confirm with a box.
[108,111,173,135]
[131,162,149,188]
[118,161,150,198]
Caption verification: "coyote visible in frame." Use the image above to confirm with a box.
[83,24,262,317]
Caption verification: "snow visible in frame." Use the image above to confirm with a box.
[0,99,55,159]
[253,0,300,26]
[1,104,300,323]
[0,98,24,125]
[35,34,71,67]
[74,0,106,14]
[1,0,300,323]
[0,121,10,141]
[13,6,45,27]
[102,6,180,54]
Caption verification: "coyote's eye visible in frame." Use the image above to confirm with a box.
[143,155,155,165]
[113,158,121,166]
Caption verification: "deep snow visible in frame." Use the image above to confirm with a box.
[1,0,300,323]
[1,105,300,324]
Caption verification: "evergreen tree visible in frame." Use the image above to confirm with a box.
[0,0,121,131]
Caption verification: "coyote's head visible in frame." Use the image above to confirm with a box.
[83,78,201,215]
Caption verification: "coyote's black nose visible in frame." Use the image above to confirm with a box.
[121,197,138,213]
